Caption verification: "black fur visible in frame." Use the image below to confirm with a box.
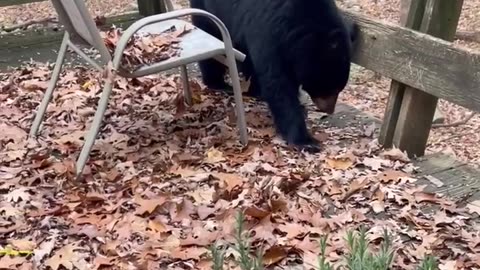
[190,0,359,151]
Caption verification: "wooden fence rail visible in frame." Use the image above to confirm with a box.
[0,0,166,16]
[4,1,478,108]
[0,0,44,7]
[344,11,480,113]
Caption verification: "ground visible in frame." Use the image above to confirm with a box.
[1,0,479,166]
[1,1,480,270]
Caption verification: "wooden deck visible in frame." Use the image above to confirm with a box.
[1,27,479,203]
[324,102,480,202]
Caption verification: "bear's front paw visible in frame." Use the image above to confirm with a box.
[288,134,321,153]
[206,81,233,94]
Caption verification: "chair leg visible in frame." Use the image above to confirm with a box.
[225,58,249,146]
[180,65,192,106]
[29,33,69,138]
[75,78,115,177]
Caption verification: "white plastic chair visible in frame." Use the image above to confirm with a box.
[29,0,249,177]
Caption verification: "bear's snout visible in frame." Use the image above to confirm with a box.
[311,94,339,114]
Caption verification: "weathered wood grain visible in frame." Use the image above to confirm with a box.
[137,0,168,16]
[342,9,480,113]
[0,0,45,7]
[392,0,463,157]
[378,0,426,148]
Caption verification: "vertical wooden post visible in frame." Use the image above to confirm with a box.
[390,0,464,158]
[379,0,427,148]
[137,0,168,16]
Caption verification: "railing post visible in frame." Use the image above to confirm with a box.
[379,0,464,158]
[137,0,168,16]
[379,0,427,148]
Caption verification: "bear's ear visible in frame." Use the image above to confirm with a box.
[327,29,343,50]
[348,22,360,44]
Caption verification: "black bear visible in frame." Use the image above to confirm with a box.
[189,0,359,151]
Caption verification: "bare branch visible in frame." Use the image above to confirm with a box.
[432,112,476,128]
[455,31,480,43]
[1,17,57,32]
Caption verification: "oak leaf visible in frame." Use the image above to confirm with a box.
[134,195,169,215]
[170,247,208,260]
[326,153,356,170]
[213,172,245,192]
[467,200,480,215]
[204,147,226,164]
[186,186,216,204]
[0,255,25,269]
[381,147,410,162]
[244,205,271,219]
[5,187,31,203]
[262,245,290,266]
[44,243,88,270]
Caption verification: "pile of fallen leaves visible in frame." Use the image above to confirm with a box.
[101,24,193,71]
[1,59,480,270]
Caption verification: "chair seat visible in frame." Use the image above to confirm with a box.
[129,19,245,77]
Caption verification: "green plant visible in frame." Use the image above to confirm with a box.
[209,242,226,270]
[235,211,264,270]
[210,215,439,270]
[318,235,334,270]
[344,227,395,270]
[417,255,438,270]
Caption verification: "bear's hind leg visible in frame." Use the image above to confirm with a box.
[197,59,232,92]
[191,10,232,92]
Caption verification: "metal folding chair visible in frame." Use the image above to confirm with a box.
[29,0,249,176]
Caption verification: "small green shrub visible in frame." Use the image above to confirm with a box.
[209,211,439,270]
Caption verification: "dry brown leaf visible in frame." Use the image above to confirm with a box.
[302,250,321,269]
[381,147,410,162]
[20,79,49,91]
[262,245,290,266]
[378,170,409,183]
[277,223,308,239]
[9,239,36,250]
[244,205,271,219]
[93,256,116,270]
[204,147,226,164]
[326,153,356,170]
[0,255,25,269]
[170,198,196,222]
[172,152,203,165]
[33,237,56,264]
[371,200,385,213]
[343,177,369,201]
[214,172,245,192]
[44,243,88,270]
[439,260,458,270]
[5,187,31,203]
[148,219,170,233]
[467,200,480,215]
[134,195,169,215]
[180,229,220,247]
[197,204,217,220]
[361,157,390,170]
[0,203,23,218]
[413,191,451,205]
[186,186,216,204]
[0,123,27,145]
[170,247,208,260]
[54,130,87,146]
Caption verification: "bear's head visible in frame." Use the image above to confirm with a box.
[285,1,359,114]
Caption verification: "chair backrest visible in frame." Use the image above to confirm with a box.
[51,0,112,64]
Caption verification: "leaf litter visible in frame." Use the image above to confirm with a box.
[0,22,480,270]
